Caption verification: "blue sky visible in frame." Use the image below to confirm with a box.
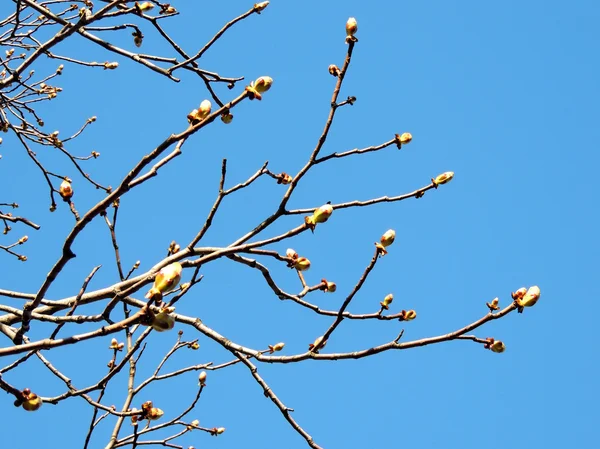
[1,1,599,448]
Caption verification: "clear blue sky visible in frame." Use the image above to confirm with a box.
[1,1,599,448]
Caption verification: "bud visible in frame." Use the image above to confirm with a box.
[147,407,164,420]
[221,113,233,124]
[277,173,292,185]
[131,408,140,425]
[197,100,211,120]
[109,338,119,349]
[254,76,273,94]
[198,371,207,386]
[346,17,358,37]
[161,5,176,14]
[151,311,175,332]
[293,257,311,271]
[254,1,269,12]
[18,235,28,244]
[490,340,506,353]
[305,204,333,231]
[320,279,337,293]
[486,297,500,311]
[380,293,393,310]
[134,35,143,47]
[216,427,226,435]
[375,229,396,255]
[400,309,417,321]
[103,61,119,70]
[169,240,180,254]
[286,248,298,259]
[59,179,73,200]
[309,335,327,353]
[268,342,285,353]
[138,2,154,12]
[395,132,412,149]
[190,341,199,350]
[246,76,273,100]
[328,64,341,77]
[516,286,541,310]
[145,262,183,299]
[189,419,200,429]
[134,260,141,269]
[21,391,42,412]
[432,171,454,187]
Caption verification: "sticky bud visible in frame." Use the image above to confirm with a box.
[277,173,292,185]
[400,309,417,321]
[138,2,154,12]
[490,340,506,353]
[320,279,337,293]
[328,64,341,77]
[486,297,500,311]
[432,171,454,187]
[146,262,182,299]
[395,132,412,149]
[21,391,42,412]
[515,286,541,311]
[151,311,175,332]
[346,17,358,37]
[293,257,311,271]
[268,342,285,353]
[309,336,327,353]
[198,100,212,120]
[286,248,298,259]
[380,293,394,310]
[246,76,273,100]
[254,1,269,12]
[305,204,333,231]
[198,371,207,386]
[147,407,164,420]
[59,179,73,200]
[221,113,233,124]
[376,229,396,255]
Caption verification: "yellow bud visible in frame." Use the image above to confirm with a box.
[216,427,226,435]
[380,229,396,248]
[321,279,337,293]
[277,173,292,184]
[269,342,285,353]
[146,262,182,298]
[147,407,164,420]
[221,113,233,124]
[253,76,273,94]
[197,99,212,120]
[198,371,207,386]
[401,309,417,321]
[138,2,154,12]
[432,171,454,187]
[254,1,269,12]
[18,235,28,244]
[21,391,42,412]
[109,338,119,349]
[188,419,200,429]
[190,341,200,350]
[486,297,500,311]
[104,61,119,70]
[293,257,311,271]
[328,64,340,77]
[59,179,73,200]
[312,204,333,224]
[516,286,541,309]
[380,293,393,310]
[309,335,327,353]
[346,17,358,36]
[490,340,506,353]
[395,132,412,148]
[151,311,175,332]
